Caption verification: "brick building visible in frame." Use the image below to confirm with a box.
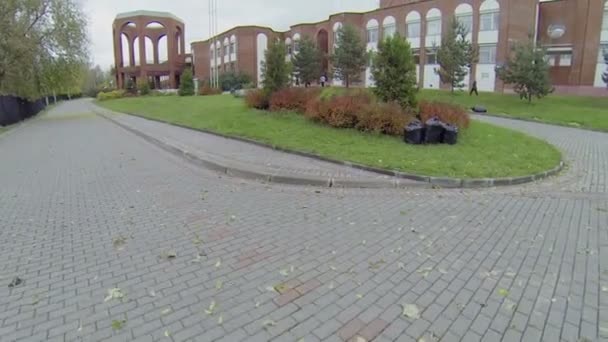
[191,0,608,94]
[113,11,191,90]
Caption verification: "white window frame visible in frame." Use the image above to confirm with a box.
[456,14,473,34]
[367,26,379,44]
[599,44,608,63]
[478,44,497,64]
[426,18,441,36]
[480,11,499,31]
[559,53,572,67]
[407,21,420,38]
[383,24,396,38]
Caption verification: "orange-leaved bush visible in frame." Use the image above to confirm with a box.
[356,102,415,136]
[269,88,320,113]
[245,89,270,110]
[418,100,470,129]
[305,92,373,128]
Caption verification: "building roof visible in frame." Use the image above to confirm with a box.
[115,10,184,23]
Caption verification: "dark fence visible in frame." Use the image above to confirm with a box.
[0,96,47,127]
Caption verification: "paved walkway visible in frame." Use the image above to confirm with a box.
[0,100,606,342]
[92,103,421,188]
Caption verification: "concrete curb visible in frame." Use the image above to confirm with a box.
[91,104,565,189]
[470,111,608,134]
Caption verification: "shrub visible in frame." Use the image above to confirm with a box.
[245,89,270,110]
[269,88,320,113]
[371,33,418,108]
[96,90,126,101]
[305,93,372,128]
[219,72,253,92]
[199,86,222,96]
[137,80,151,96]
[178,69,195,96]
[418,100,470,129]
[356,102,415,135]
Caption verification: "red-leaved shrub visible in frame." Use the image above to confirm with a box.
[356,102,415,136]
[199,86,222,96]
[418,100,470,129]
[269,88,320,113]
[305,93,373,128]
[245,89,270,110]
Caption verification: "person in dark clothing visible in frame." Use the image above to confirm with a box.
[470,81,479,96]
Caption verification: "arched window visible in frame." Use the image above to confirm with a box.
[120,33,130,67]
[230,35,237,56]
[286,37,293,55]
[405,11,421,39]
[145,36,154,64]
[132,36,140,66]
[383,16,396,38]
[366,19,379,44]
[455,4,473,34]
[426,8,442,37]
[293,33,301,53]
[158,35,168,63]
[480,0,500,32]
[333,22,343,46]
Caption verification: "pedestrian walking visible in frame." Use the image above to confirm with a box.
[320,74,327,88]
[470,80,479,96]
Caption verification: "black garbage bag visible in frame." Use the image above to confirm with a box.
[471,106,487,113]
[404,120,425,145]
[442,123,459,145]
[424,117,444,144]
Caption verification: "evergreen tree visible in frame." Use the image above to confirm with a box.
[292,36,322,87]
[371,33,418,108]
[331,24,367,88]
[436,17,478,93]
[178,69,194,96]
[496,38,553,103]
[261,40,290,94]
[602,49,608,88]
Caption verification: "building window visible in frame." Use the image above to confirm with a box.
[230,62,235,72]
[294,40,300,53]
[457,14,473,33]
[426,18,441,36]
[287,44,293,55]
[545,54,557,66]
[407,21,420,38]
[367,26,379,44]
[413,49,420,64]
[599,44,608,63]
[559,53,572,67]
[479,44,497,64]
[224,44,230,57]
[333,31,340,46]
[426,49,437,64]
[480,11,499,31]
[384,24,396,38]
[603,11,608,30]
[230,42,236,54]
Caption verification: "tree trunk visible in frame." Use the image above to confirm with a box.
[345,75,350,88]
[53,91,57,103]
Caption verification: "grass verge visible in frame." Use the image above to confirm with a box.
[419,89,608,132]
[98,95,562,179]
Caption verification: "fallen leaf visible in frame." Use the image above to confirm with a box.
[164,330,171,337]
[328,281,335,290]
[402,304,421,319]
[602,286,608,293]
[262,319,277,330]
[111,320,126,330]
[215,259,221,268]
[361,240,367,246]
[279,269,289,277]
[104,288,124,302]
[356,294,364,299]
[273,283,290,294]
[77,320,82,332]
[160,250,177,260]
[8,277,24,288]
[161,308,171,315]
[112,236,128,250]
[205,300,216,315]
[498,288,510,297]
[216,280,223,290]
[398,262,405,270]
[290,265,295,273]
[417,267,433,278]
[368,259,386,270]
[148,289,156,297]
[217,314,224,325]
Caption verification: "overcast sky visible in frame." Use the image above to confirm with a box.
[80,0,379,69]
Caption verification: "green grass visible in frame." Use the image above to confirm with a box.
[98,95,562,179]
[419,89,608,132]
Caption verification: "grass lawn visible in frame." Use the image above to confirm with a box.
[419,89,608,132]
[98,95,562,179]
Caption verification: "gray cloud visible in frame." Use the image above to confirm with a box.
[80,0,378,69]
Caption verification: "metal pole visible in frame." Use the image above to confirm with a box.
[214,0,219,89]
